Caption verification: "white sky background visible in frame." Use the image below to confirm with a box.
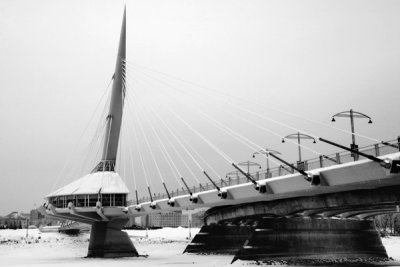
[0,0,400,215]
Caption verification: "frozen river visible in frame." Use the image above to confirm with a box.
[1,227,400,266]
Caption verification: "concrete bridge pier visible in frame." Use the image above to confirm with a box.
[232,217,387,262]
[87,219,139,258]
[184,223,253,254]
[185,217,387,262]
[184,186,400,262]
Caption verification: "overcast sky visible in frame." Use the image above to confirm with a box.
[1,0,400,215]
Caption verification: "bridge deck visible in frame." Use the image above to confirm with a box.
[126,151,400,215]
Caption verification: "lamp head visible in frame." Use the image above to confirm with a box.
[368,119,372,124]
[313,139,316,144]
[252,154,255,158]
[282,138,285,143]
[331,117,336,122]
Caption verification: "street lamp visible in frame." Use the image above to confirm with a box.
[282,132,316,170]
[331,109,372,161]
[238,161,262,174]
[238,161,261,182]
[252,148,281,178]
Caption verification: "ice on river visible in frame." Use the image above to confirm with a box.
[1,227,400,266]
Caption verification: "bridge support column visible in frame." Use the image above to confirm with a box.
[87,219,139,258]
[184,223,253,254]
[233,217,387,262]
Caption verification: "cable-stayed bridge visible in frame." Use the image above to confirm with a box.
[41,7,400,262]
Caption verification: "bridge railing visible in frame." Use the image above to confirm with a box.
[131,138,400,205]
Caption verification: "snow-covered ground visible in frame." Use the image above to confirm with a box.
[1,228,400,266]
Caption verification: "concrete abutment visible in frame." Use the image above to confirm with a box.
[186,217,387,262]
[233,217,387,262]
[87,219,139,258]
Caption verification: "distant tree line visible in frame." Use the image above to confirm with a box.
[374,214,400,236]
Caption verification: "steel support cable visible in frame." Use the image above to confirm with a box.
[118,76,129,182]
[126,99,165,185]
[80,94,113,175]
[150,104,207,184]
[125,76,197,194]
[122,72,212,184]
[102,116,113,171]
[170,109,259,186]
[125,61,382,144]
[182,101,283,168]
[75,80,115,178]
[120,111,136,189]
[125,95,172,202]
[222,103,322,156]
[143,82,284,169]
[124,63,317,139]
[125,64,321,158]
[120,74,138,191]
[169,109,247,176]
[117,109,127,183]
[78,117,109,176]
[126,76,325,190]
[150,119,201,185]
[122,71,207,179]
[131,65,316,140]
[128,85,184,190]
[124,65,319,144]
[122,67,225,179]
[125,77,174,202]
[123,109,138,191]
[117,125,124,179]
[138,102,201,186]
[137,68,320,157]
[51,78,113,191]
[125,98,152,190]
[120,93,147,204]
[126,69,258,190]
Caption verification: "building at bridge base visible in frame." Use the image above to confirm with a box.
[87,219,139,258]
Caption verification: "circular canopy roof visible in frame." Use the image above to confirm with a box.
[47,171,129,198]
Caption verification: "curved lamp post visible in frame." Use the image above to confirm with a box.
[237,161,261,182]
[252,148,281,178]
[331,109,372,161]
[282,132,316,170]
[238,161,262,174]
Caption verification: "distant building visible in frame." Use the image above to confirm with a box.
[29,209,46,227]
[1,212,28,229]
[130,208,206,228]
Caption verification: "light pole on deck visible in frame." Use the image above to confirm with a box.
[282,132,316,170]
[237,161,262,182]
[238,161,262,174]
[252,148,281,178]
[331,109,372,161]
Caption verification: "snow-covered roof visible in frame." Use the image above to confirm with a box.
[47,172,129,197]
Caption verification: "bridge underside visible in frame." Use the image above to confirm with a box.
[186,185,400,262]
